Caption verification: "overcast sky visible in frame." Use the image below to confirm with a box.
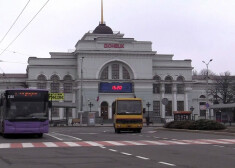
[0,0,234,75]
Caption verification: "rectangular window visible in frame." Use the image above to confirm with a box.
[64,83,72,93]
[64,108,72,118]
[153,101,160,116]
[37,83,46,89]
[177,84,184,94]
[165,84,172,94]
[199,102,206,117]
[51,83,59,93]
[165,101,172,116]
[52,107,59,117]
[177,101,184,111]
[153,84,160,94]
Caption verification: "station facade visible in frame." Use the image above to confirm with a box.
[25,22,199,121]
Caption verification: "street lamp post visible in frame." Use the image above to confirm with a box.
[88,101,93,112]
[146,102,151,126]
[190,106,195,120]
[202,59,213,119]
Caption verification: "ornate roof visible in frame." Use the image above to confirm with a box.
[93,23,113,34]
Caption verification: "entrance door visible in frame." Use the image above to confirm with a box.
[101,102,108,119]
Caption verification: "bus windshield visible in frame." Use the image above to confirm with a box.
[117,100,142,114]
[6,101,48,120]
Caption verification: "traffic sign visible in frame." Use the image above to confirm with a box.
[49,93,64,101]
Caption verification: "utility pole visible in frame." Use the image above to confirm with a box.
[80,57,84,125]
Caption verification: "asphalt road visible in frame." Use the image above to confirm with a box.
[0,126,235,168]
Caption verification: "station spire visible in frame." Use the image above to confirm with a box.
[101,0,104,24]
[93,0,113,34]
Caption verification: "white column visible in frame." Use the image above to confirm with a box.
[108,65,112,79]
[108,105,112,119]
[172,84,177,111]
[119,64,123,79]
[160,84,165,118]
[184,91,189,111]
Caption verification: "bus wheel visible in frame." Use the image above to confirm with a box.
[37,133,43,138]
[115,128,120,133]
[2,133,8,138]
[137,129,141,133]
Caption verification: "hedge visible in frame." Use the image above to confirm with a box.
[164,119,226,130]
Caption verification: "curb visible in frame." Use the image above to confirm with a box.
[156,127,235,136]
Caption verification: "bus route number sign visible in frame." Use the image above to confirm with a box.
[49,93,64,101]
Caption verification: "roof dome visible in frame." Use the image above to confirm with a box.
[93,23,113,34]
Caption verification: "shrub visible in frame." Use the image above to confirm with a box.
[189,119,226,130]
[164,120,194,129]
[164,119,226,130]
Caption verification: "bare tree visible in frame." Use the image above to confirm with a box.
[199,69,216,76]
[209,71,235,104]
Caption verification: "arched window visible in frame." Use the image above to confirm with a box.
[153,75,161,94]
[200,95,206,99]
[177,76,185,82]
[51,75,60,93]
[165,76,172,94]
[177,76,184,94]
[153,75,161,81]
[63,75,73,93]
[123,66,130,79]
[112,64,119,79]
[37,74,47,89]
[165,76,173,81]
[101,67,108,80]
[100,62,132,80]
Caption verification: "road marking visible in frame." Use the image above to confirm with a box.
[46,133,63,141]
[51,132,82,141]
[0,143,10,148]
[84,141,104,146]
[22,143,34,148]
[154,136,160,139]
[142,140,168,145]
[136,156,149,160]
[122,141,147,146]
[202,139,231,144]
[159,161,176,166]
[109,149,117,152]
[104,141,126,146]
[63,142,81,147]
[121,152,132,156]
[1,139,235,149]
[213,145,224,148]
[43,142,58,147]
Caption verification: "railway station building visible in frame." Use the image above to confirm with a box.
[1,23,234,123]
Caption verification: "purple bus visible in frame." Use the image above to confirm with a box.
[0,89,51,138]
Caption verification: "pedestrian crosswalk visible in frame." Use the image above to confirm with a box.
[0,139,235,149]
